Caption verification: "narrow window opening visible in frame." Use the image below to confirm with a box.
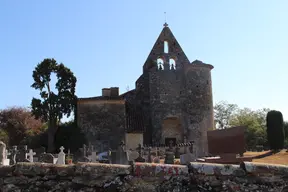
[169,58,176,70]
[157,58,164,70]
[164,41,169,53]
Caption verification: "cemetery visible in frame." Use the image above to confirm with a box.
[0,125,288,191]
[1,5,288,191]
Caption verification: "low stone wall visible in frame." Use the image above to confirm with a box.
[0,162,287,192]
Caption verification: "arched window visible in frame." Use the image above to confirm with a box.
[164,41,169,53]
[157,58,164,70]
[169,58,176,70]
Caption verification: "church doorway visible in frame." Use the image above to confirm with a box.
[161,117,183,145]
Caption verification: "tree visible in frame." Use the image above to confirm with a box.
[214,101,238,129]
[230,108,269,150]
[54,120,86,153]
[0,107,44,146]
[266,110,285,151]
[284,121,288,147]
[31,58,77,152]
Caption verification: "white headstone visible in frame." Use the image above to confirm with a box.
[27,149,36,163]
[91,152,97,162]
[3,149,10,165]
[128,151,139,161]
[56,146,65,165]
[0,141,6,165]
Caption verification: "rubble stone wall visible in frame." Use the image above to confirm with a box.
[77,100,126,150]
[0,162,287,192]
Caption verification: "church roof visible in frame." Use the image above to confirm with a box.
[77,96,123,101]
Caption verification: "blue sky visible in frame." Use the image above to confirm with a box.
[1,1,288,120]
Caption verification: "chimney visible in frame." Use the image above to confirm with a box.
[110,87,119,97]
[102,88,111,97]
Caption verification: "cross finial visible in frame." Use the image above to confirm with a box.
[163,12,168,27]
[60,146,65,153]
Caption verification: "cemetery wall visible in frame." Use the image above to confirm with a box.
[0,162,287,191]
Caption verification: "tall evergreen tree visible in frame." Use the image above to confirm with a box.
[266,110,284,151]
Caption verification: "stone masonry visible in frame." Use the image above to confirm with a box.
[0,162,287,191]
[77,23,214,157]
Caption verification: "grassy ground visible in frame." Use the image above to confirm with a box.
[244,151,269,157]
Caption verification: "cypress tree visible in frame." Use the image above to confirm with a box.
[266,110,285,151]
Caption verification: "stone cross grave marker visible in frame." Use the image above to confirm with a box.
[17,145,29,162]
[27,149,36,163]
[175,145,180,158]
[34,147,45,162]
[78,147,90,162]
[135,144,145,162]
[56,146,65,165]
[147,147,152,163]
[10,146,18,165]
[113,141,128,165]
[165,141,175,164]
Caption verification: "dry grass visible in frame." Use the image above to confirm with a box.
[157,150,288,165]
[244,151,269,157]
[252,150,288,165]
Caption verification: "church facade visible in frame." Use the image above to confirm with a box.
[77,23,214,157]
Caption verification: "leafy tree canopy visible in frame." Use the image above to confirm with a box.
[214,101,238,129]
[31,58,77,152]
[0,107,44,146]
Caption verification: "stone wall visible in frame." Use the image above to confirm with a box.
[184,62,214,157]
[1,162,287,192]
[77,100,126,150]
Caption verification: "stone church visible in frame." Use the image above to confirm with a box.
[77,23,214,157]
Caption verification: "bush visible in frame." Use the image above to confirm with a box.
[0,129,9,145]
[266,110,285,150]
[54,120,86,153]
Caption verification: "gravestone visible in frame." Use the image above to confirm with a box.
[206,126,247,163]
[175,145,180,158]
[91,152,97,162]
[16,145,29,162]
[113,141,128,165]
[127,150,138,162]
[56,146,65,165]
[78,147,90,162]
[4,149,10,165]
[147,147,152,163]
[207,126,246,155]
[164,141,175,164]
[27,149,36,163]
[34,147,45,162]
[180,143,195,165]
[135,144,145,162]
[10,146,18,165]
[39,153,55,163]
[0,141,6,165]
